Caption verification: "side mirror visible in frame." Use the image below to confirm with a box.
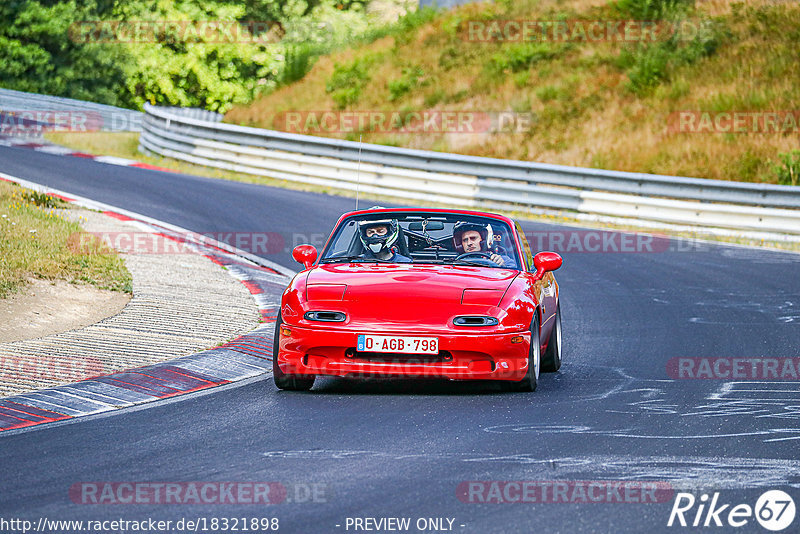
[532,251,562,281]
[292,244,318,269]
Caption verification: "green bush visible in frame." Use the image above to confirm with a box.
[423,88,446,107]
[281,43,321,85]
[621,21,721,96]
[614,0,693,19]
[513,71,530,88]
[388,66,426,101]
[773,150,800,186]
[326,53,380,108]
[438,46,461,70]
[357,5,438,46]
[613,0,724,96]
[536,85,560,102]
[391,6,439,45]
[489,42,567,74]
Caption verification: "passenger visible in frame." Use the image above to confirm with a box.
[358,219,412,263]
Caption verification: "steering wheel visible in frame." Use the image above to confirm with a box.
[454,251,497,266]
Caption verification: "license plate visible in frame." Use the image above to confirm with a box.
[357,335,439,354]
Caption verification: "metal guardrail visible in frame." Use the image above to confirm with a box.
[140,103,800,235]
[0,88,143,132]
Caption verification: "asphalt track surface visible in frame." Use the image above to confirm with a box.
[1,145,799,533]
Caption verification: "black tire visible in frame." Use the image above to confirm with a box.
[505,314,540,392]
[273,314,315,391]
[541,302,562,372]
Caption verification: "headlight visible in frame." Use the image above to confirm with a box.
[461,289,505,306]
[307,284,346,300]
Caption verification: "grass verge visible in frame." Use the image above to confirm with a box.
[0,180,132,299]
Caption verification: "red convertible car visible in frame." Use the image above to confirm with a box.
[273,208,562,392]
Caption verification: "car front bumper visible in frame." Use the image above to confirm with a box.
[275,325,531,381]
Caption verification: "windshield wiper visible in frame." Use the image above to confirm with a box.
[319,255,361,264]
[446,258,497,267]
[351,258,394,263]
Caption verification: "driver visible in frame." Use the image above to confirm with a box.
[358,219,412,263]
[453,221,515,267]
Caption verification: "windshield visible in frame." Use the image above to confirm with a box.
[320,212,520,269]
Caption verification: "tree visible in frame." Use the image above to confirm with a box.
[0,0,131,106]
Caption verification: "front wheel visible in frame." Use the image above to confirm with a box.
[273,314,315,391]
[541,302,562,372]
[505,315,540,392]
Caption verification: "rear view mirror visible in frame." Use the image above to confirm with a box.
[408,220,445,231]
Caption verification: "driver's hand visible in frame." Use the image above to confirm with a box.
[490,253,504,266]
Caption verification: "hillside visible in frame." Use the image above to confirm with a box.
[225,0,800,184]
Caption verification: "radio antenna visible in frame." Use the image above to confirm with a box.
[355,134,362,210]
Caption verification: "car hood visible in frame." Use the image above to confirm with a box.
[304,263,518,329]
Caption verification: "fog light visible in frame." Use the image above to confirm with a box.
[281,327,292,336]
[511,336,524,344]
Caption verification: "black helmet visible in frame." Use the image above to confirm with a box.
[359,219,400,255]
[453,221,493,252]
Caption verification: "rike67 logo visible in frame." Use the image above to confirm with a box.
[668,490,796,531]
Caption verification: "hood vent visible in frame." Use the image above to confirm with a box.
[453,316,499,326]
[304,311,346,322]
